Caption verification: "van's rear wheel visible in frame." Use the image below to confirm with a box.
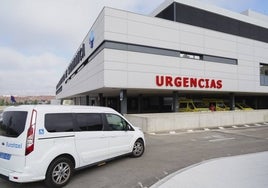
[45,157,74,188]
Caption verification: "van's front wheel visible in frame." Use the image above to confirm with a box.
[45,157,74,188]
[131,139,144,158]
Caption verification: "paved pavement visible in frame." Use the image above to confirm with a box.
[151,151,268,188]
[1,124,268,188]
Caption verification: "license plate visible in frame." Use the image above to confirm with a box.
[0,152,11,160]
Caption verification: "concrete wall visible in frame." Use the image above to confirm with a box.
[104,7,268,94]
[125,110,268,133]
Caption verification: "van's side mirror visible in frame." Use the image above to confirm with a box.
[124,124,129,131]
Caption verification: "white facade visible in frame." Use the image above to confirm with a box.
[56,0,268,113]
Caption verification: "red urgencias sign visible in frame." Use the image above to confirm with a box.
[156,75,222,89]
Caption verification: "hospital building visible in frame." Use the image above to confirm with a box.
[56,0,268,114]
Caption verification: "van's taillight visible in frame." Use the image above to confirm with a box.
[25,110,37,155]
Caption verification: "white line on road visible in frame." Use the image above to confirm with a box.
[209,137,235,142]
[163,171,169,175]
[219,127,225,129]
[232,126,238,128]
[204,128,210,131]
[137,182,147,188]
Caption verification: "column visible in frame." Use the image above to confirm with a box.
[120,89,127,114]
[138,94,143,113]
[98,93,104,106]
[229,93,235,111]
[86,96,89,106]
[173,91,179,112]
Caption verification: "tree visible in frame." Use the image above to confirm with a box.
[0,99,4,106]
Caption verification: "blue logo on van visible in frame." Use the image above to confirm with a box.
[6,142,22,149]
[39,129,44,135]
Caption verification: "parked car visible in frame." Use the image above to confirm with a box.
[0,105,145,187]
[179,99,209,112]
[236,103,254,110]
[203,99,228,111]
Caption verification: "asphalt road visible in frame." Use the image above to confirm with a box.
[1,124,268,188]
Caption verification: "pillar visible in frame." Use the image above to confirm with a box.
[120,89,127,114]
[229,93,235,111]
[138,94,143,113]
[172,91,179,112]
[86,95,89,106]
[98,93,104,106]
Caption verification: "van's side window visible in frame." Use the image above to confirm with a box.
[76,113,103,131]
[45,113,74,132]
[105,114,127,131]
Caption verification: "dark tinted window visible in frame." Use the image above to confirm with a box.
[156,2,268,43]
[260,63,268,86]
[76,113,103,131]
[45,113,74,132]
[0,111,27,137]
[179,103,187,108]
[203,55,237,65]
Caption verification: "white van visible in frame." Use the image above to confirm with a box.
[0,105,145,187]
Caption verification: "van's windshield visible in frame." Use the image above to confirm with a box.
[0,111,27,138]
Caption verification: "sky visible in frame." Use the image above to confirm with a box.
[0,0,267,96]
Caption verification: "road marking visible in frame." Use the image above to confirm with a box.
[148,122,267,136]
[137,182,147,188]
[163,171,169,175]
[209,137,235,142]
[97,162,106,166]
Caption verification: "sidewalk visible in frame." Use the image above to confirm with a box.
[150,151,268,188]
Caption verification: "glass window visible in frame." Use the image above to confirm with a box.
[203,55,237,65]
[194,102,209,108]
[45,113,74,132]
[189,103,194,109]
[0,111,27,138]
[76,113,103,131]
[260,63,268,86]
[260,63,268,75]
[180,52,202,60]
[105,114,127,131]
[179,103,187,108]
